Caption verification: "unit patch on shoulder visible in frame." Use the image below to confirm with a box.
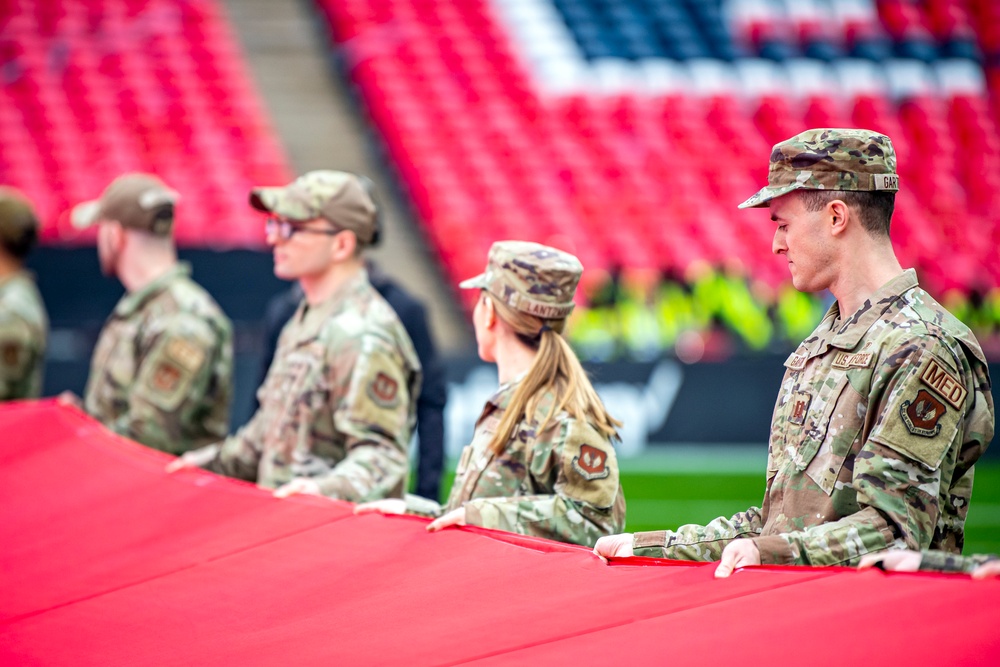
[151,361,183,393]
[919,358,967,410]
[900,389,947,437]
[368,371,399,408]
[832,351,873,370]
[165,337,206,372]
[572,444,610,481]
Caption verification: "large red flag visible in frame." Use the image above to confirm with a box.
[2,401,997,665]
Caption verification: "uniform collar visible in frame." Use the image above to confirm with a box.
[114,263,190,318]
[481,372,558,424]
[291,267,370,343]
[486,373,523,412]
[808,268,919,355]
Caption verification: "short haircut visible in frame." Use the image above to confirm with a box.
[797,190,896,238]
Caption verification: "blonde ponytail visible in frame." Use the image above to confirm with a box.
[485,293,621,456]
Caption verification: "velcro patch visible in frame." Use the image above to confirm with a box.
[919,358,967,410]
[368,371,399,408]
[166,338,205,372]
[872,174,899,191]
[788,391,811,426]
[900,389,946,437]
[832,351,873,369]
[784,353,807,371]
[572,444,610,481]
[151,361,183,393]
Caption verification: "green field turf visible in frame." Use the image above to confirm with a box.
[436,448,1000,556]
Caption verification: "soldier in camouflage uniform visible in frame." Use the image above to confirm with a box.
[0,188,47,400]
[358,241,625,546]
[595,129,994,575]
[169,171,421,501]
[71,174,233,454]
[858,548,999,576]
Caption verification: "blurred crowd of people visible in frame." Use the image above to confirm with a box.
[568,261,1000,363]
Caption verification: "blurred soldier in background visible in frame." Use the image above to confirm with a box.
[596,128,994,575]
[169,170,422,502]
[71,173,233,454]
[0,188,47,400]
[253,176,447,501]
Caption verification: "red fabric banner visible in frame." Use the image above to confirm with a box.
[2,401,997,665]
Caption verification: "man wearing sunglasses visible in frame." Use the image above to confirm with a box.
[169,170,422,503]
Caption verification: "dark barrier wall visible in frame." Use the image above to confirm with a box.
[30,248,1000,459]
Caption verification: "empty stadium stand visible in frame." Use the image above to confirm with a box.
[316,0,1000,308]
[0,0,291,247]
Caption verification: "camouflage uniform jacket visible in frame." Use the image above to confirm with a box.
[634,270,994,566]
[0,271,47,400]
[84,263,233,454]
[202,269,421,500]
[919,550,998,573]
[408,377,626,547]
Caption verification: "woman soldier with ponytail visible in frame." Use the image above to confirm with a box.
[357,241,626,546]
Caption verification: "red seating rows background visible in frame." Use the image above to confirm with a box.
[318,0,1000,302]
[0,0,290,248]
[1,0,997,299]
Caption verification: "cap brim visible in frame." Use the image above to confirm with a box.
[737,183,803,209]
[249,188,280,213]
[459,273,488,290]
[70,200,101,230]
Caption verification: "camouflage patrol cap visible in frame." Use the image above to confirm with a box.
[0,187,39,259]
[738,128,899,209]
[249,170,377,245]
[460,241,582,320]
[71,173,179,236]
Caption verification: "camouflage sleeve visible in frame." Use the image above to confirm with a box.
[404,493,444,518]
[202,417,265,482]
[919,550,999,573]
[631,443,775,560]
[314,335,415,502]
[462,418,626,547]
[0,318,35,400]
[631,508,765,560]
[752,345,969,566]
[108,314,230,454]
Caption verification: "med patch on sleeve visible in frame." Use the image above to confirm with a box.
[871,354,963,470]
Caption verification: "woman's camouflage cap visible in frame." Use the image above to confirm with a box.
[460,241,582,319]
[250,170,377,245]
[738,128,899,209]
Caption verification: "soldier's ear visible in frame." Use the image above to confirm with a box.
[482,294,496,328]
[331,228,358,261]
[829,199,850,237]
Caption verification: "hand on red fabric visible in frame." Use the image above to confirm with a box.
[857,550,921,572]
[972,561,1000,579]
[165,447,216,473]
[354,499,406,515]
[56,391,82,409]
[593,533,634,562]
[427,507,466,532]
[714,540,760,578]
[274,478,322,498]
